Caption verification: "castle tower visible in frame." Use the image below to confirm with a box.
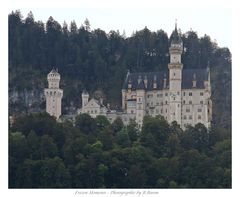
[82,90,89,108]
[44,69,63,119]
[168,22,183,125]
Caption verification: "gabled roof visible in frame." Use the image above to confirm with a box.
[84,98,107,110]
[122,69,209,91]
[122,71,168,91]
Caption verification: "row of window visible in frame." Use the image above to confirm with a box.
[146,101,167,106]
[183,92,204,96]
[145,100,204,106]
[183,100,204,105]
[183,115,202,120]
[146,108,168,114]
[86,109,98,114]
[144,107,202,115]
[144,91,204,98]
[186,108,202,113]
[138,92,205,102]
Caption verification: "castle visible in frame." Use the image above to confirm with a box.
[44,24,212,129]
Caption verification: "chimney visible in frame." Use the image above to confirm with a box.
[144,75,148,88]
[163,73,167,89]
[153,75,157,89]
[192,73,196,88]
[138,75,142,84]
[128,78,132,89]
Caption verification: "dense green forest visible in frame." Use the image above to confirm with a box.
[9,113,231,188]
[8,10,231,188]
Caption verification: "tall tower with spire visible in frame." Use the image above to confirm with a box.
[44,69,63,119]
[168,21,183,124]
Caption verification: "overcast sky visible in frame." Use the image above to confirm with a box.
[11,7,231,49]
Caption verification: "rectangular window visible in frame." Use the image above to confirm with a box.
[186,109,190,112]
[200,101,203,104]
[183,115,187,120]
[198,115,201,119]
[183,92,185,96]
[165,101,167,104]
[198,108,202,112]
[189,92,192,96]
[200,92,204,96]
[189,115,192,120]
[183,100,185,104]
[166,109,167,113]
[189,101,192,104]
[165,93,168,96]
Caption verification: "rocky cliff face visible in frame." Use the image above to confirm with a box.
[9,87,79,116]
[9,88,45,115]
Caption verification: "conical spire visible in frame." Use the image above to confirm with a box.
[171,19,182,45]
[175,19,177,31]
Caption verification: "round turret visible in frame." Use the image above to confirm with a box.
[47,69,60,81]
[82,89,89,96]
[82,90,89,107]
[47,69,61,88]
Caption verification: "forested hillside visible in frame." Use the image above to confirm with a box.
[8,10,232,189]
[8,10,231,131]
[9,113,231,188]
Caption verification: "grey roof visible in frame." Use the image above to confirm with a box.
[50,68,59,74]
[137,79,146,90]
[122,69,209,90]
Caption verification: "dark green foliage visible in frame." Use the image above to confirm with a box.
[110,117,124,134]
[140,116,169,156]
[9,113,231,188]
[115,128,131,148]
[11,112,56,136]
[75,113,97,135]
[126,120,139,143]
[95,115,110,131]
[180,123,209,153]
